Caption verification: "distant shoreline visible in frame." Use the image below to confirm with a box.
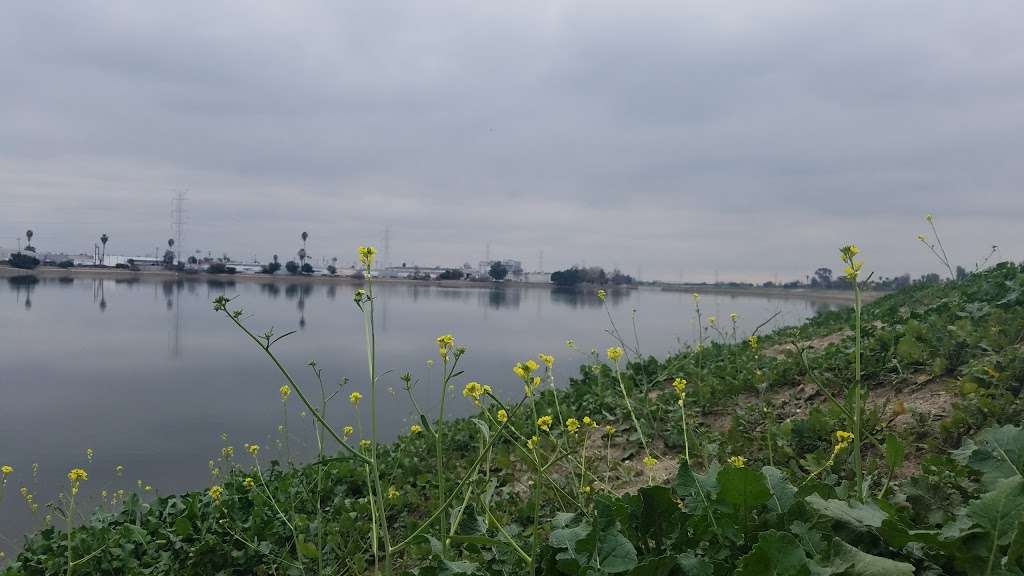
[0,264,879,302]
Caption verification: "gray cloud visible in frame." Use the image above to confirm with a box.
[2,1,1022,281]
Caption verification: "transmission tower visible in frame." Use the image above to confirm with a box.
[171,191,186,265]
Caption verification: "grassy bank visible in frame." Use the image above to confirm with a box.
[3,256,1023,575]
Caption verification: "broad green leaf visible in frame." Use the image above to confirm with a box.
[629,555,677,576]
[675,460,720,514]
[805,494,887,529]
[967,476,1024,546]
[172,516,192,538]
[594,530,638,574]
[718,466,772,509]
[1007,519,1024,565]
[735,530,809,576]
[676,553,714,576]
[885,433,905,471]
[549,523,591,551]
[828,539,914,576]
[449,534,506,548]
[762,466,797,514]
[439,559,478,574]
[968,425,1024,488]
[297,538,320,559]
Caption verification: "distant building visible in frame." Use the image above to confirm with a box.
[521,272,551,284]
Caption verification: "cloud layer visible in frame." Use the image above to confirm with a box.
[2,1,1022,280]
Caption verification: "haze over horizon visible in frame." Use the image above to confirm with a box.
[3,2,1022,283]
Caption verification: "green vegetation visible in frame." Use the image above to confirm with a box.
[550,266,635,287]
[3,249,1024,575]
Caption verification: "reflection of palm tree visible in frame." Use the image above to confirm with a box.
[100,234,109,265]
[300,232,309,266]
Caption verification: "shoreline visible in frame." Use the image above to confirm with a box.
[0,264,877,302]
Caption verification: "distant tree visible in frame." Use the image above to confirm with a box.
[301,262,314,274]
[918,272,942,285]
[326,264,337,275]
[8,252,40,270]
[188,255,198,265]
[438,269,465,280]
[207,262,235,274]
[57,259,74,269]
[812,267,833,288]
[285,260,300,274]
[551,267,583,286]
[610,269,635,285]
[489,261,509,281]
[162,250,175,266]
[298,248,307,268]
[24,229,35,252]
[100,234,109,265]
[262,260,282,274]
[955,265,968,281]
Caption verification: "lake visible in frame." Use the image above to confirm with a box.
[0,273,842,547]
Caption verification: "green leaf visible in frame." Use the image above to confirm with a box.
[762,466,797,514]
[172,516,192,538]
[439,559,478,574]
[804,495,887,529]
[828,538,914,576]
[449,534,507,548]
[676,553,714,576]
[969,425,1024,489]
[549,523,591,551]
[735,530,810,576]
[717,466,772,510]
[885,433,905,471]
[297,538,320,559]
[967,476,1024,547]
[675,461,720,514]
[629,555,677,576]
[420,414,437,438]
[594,530,638,573]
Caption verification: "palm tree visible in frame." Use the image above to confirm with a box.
[100,234,109,265]
[24,229,34,252]
[300,231,309,266]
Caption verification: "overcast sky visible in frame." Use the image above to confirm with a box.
[2,1,1021,281]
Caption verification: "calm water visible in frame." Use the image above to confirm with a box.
[0,274,841,547]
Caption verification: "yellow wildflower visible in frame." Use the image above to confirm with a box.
[708,316,716,326]
[115,465,124,476]
[527,435,540,450]
[835,430,854,448]
[243,477,256,489]
[539,353,554,368]
[279,385,291,400]
[565,339,576,349]
[526,359,540,372]
[692,293,700,301]
[222,446,234,459]
[436,334,455,358]
[582,416,597,428]
[917,234,927,242]
[86,448,94,462]
[643,455,657,467]
[926,213,934,222]
[462,381,491,403]
[607,347,624,362]
[208,485,224,502]
[387,486,400,500]
[605,425,616,435]
[1,465,12,476]
[343,426,354,437]
[410,424,423,434]
[67,468,88,482]
[349,391,363,406]
[358,245,377,267]
[728,456,746,468]
[537,415,554,432]
[597,289,607,302]
[747,336,759,350]
[672,377,687,395]
[582,485,592,494]
[360,439,372,450]
[566,418,580,434]
[730,313,738,322]
[497,409,509,423]
[246,444,260,457]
